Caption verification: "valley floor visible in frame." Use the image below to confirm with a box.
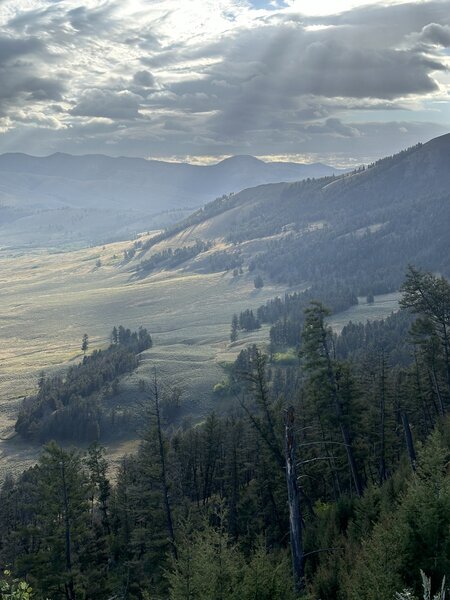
[0,240,292,476]
[0,240,400,478]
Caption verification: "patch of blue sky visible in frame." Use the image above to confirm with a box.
[247,0,288,9]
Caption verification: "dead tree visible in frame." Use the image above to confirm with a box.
[285,406,305,595]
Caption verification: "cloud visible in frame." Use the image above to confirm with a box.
[419,23,450,46]
[305,118,360,137]
[0,34,65,116]
[0,0,449,162]
[66,4,118,35]
[70,89,142,120]
[133,70,156,87]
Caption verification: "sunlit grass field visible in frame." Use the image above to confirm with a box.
[0,239,400,477]
[0,240,287,475]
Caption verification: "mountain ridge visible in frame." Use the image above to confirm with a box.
[0,152,343,248]
[134,133,450,295]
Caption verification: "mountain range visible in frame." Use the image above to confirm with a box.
[0,153,341,249]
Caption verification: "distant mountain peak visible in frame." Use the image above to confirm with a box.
[217,155,264,166]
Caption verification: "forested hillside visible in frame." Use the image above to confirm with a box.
[135,135,450,296]
[1,268,449,600]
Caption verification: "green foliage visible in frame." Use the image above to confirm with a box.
[2,268,450,599]
[213,380,230,396]
[15,326,152,442]
[167,521,295,600]
[344,429,450,600]
[272,351,298,365]
[254,282,357,351]
[0,572,33,600]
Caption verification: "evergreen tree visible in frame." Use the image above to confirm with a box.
[81,334,89,356]
[300,301,363,496]
[254,275,264,289]
[401,266,450,407]
[230,314,239,343]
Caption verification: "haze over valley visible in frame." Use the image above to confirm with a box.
[0,152,342,248]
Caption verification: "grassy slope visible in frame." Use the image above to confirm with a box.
[0,238,290,476]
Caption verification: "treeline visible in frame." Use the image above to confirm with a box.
[247,193,450,293]
[15,326,152,443]
[0,267,449,600]
[254,282,357,351]
[230,309,261,341]
[137,240,212,273]
[207,249,243,273]
[336,309,414,366]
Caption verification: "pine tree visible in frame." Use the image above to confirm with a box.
[400,266,450,407]
[81,334,89,356]
[300,301,363,496]
[20,443,93,600]
[230,314,239,343]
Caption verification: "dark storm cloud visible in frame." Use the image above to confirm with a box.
[134,1,449,156]
[165,22,444,108]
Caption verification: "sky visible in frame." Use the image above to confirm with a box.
[0,0,449,166]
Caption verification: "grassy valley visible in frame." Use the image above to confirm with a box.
[0,238,297,475]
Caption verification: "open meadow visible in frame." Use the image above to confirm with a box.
[0,239,290,476]
[0,239,400,477]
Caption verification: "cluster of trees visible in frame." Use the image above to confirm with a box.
[207,249,243,273]
[111,325,153,353]
[254,274,264,288]
[0,268,449,599]
[15,327,153,443]
[246,202,450,293]
[137,241,213,274]
[335,310,413,366]
[253,282,357,351]
[230,310,261,341]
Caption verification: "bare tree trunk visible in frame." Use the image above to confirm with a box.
[401,411,416,470]
[430,364,445,417]
[379,351,387,485]
[60,459,76,600]
[284,406,305,595]
[413,350,433,434]
[151,372,177,559]
[442,325,450,405]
